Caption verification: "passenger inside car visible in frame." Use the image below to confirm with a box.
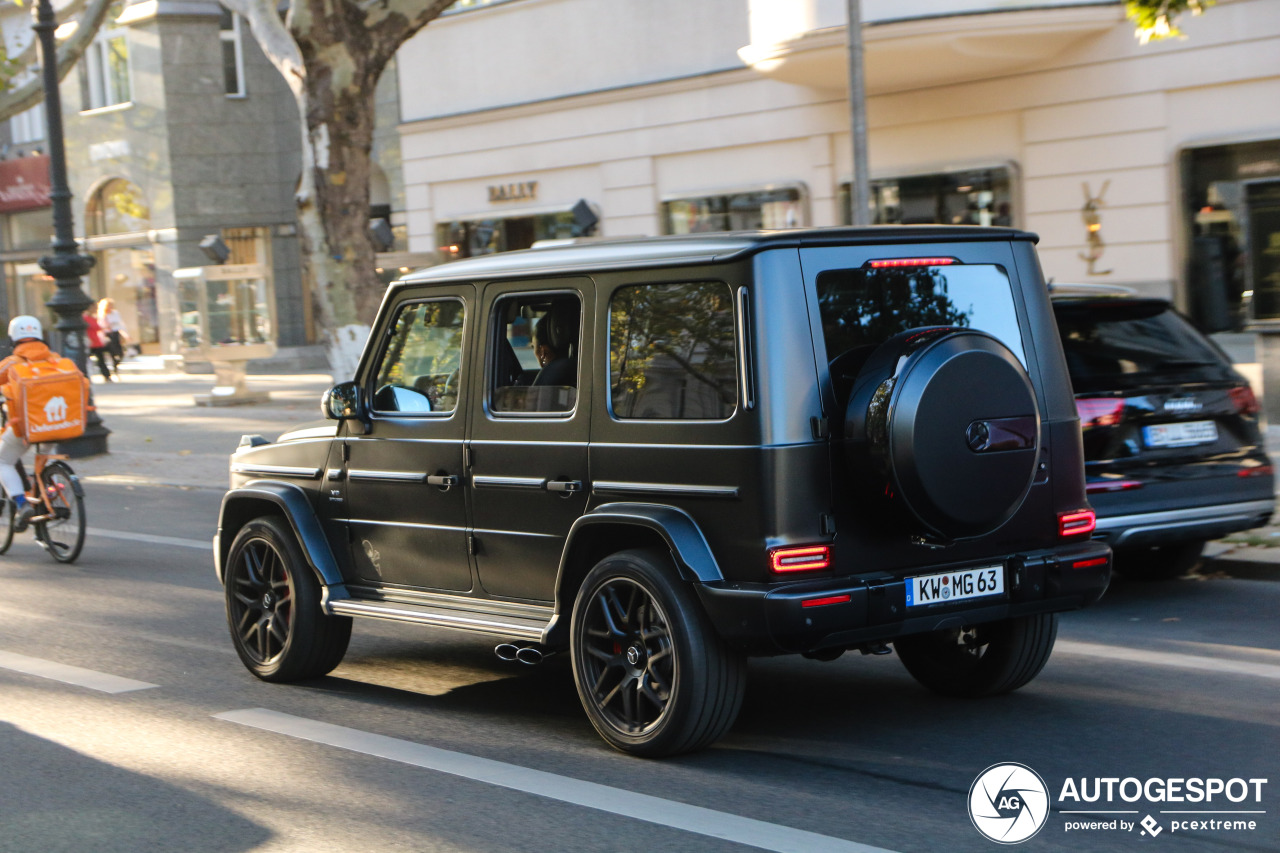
[532,308,577,387]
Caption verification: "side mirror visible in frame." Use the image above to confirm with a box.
[323,381,363,421]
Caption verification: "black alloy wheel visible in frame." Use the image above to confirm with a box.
[894,612,1058,698]
[37,461,85,563]
[570,549,745,756]
[0,495,14,554]
[225,517,351,682]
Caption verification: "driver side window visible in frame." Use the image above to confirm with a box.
[371,299,465,415]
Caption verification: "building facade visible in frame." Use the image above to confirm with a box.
[396,0,1280,347]
[0,0,413,366]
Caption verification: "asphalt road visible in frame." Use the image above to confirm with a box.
[0,481,1276,853]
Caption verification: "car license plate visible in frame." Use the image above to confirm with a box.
[905,565,1004,607]
[1143,420,1218,448]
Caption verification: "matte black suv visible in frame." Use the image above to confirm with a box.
[217,227,1111,756]
[1051,284,1274,580]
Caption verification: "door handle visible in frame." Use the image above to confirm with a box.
[547,479,582,494]
[426,474,459,491]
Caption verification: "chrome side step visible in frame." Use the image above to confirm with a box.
[326,593,551,641]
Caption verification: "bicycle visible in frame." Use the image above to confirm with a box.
[0,445,86,563]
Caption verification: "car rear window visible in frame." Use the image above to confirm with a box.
[1054,300,1231,392]
[815,264,1026,367]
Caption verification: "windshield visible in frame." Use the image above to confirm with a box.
[1053,300,1232,392]
[815,264,1026,367]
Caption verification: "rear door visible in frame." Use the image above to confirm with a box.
[466,279,592,602]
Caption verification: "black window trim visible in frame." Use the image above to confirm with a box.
[485,286,583,421]
[367,295,467,421]
[605,278,741,424]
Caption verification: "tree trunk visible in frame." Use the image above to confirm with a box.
[224,0,455,377]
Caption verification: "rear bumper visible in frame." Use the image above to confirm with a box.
[1093,498,1273,548]
[696,540,1111,655]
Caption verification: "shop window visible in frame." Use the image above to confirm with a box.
[1182,140,1280,330]
[80,11,131,111]
[436,211,577,262]
[661,187,805,235]
[839,167,1013,228]
[221,9,247,97]
[86,179,157,349]
[609,281,737,420]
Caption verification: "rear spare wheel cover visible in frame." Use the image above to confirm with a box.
[849,328,1040,540]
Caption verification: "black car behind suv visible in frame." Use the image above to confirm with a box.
[217,227,1111,755]
[1051,285,1274,579]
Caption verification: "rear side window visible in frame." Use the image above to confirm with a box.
[609,281,737,420]
[1054,300,1230,392]
[816,264,1026,367]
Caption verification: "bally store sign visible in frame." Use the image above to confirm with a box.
[488,181,537,203]
[0,155,51,213]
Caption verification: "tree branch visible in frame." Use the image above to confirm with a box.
[0,0,113,122]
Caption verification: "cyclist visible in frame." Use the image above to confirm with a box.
[0,316,87,531]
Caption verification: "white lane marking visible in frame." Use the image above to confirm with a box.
[87,528,210,550]
[215,708,898,853]
[0,650,158,693]
[1057,640,1280,681]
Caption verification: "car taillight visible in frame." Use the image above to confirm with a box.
[1058,509,1096,538]
[865,257,957,269]
[1238,465,1273,478]
[769,545,832,573]
[1229,385,1260,416]
[1076,397,1124,428]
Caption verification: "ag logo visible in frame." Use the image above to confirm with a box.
[969,763,1050,844]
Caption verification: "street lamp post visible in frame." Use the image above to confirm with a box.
[34,0,109,455]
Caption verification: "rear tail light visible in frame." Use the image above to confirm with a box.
[1076,397,1124,428]
[1229,385,1260,416]
[865,257,957,269]
[769,545,832,573]
[1238,464,1274,478]
[1086,479,1143,494]
[802,594,851,608]
[1058,509,1096,538]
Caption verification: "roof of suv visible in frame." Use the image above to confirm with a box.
[398,226,1037,286]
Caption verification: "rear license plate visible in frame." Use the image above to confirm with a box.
[1143,420,1218,448]
[905,565,1004,608]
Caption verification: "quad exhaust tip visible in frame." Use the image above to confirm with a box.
[495,642,554,665]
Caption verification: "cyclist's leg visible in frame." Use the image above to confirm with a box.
[0,427,33,531]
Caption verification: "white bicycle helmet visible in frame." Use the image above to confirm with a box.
[8,315,42,342]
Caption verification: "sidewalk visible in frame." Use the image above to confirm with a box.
[71,371,335,491]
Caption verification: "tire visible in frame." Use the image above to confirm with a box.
[225,517,352,682]
[570,548,746,757]
[1114,540,1205,581]
[37,461,85,563]
[0,495,14,555]
[894,612,1058,698]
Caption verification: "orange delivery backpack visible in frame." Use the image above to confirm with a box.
[3,358,88,442]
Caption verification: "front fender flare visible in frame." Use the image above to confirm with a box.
[215,482,344,589]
